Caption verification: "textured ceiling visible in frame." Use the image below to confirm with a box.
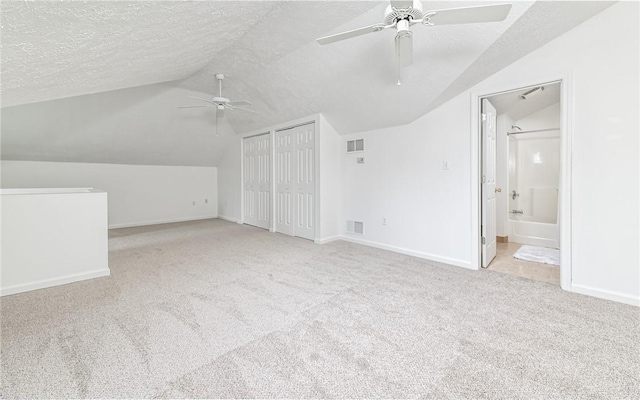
[0,1,280,106]
[0,1,615,166]
[487,82,560,121]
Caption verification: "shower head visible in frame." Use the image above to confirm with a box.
[511,125,522,131]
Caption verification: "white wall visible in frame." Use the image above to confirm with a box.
[515,102,561,132]
[340,2,639,305]
[0,161,218,228]
[1,189,109,295]
[1,83,236,167]
[341,94,473,268]
[217,139,242,222]
[318,114,343,242]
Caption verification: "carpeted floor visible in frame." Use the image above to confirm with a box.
[1,219,638,398]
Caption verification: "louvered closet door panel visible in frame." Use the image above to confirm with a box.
[293,123,315,240]
[275,129,294,236]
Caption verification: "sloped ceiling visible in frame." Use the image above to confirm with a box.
[0,1,614,166]
[488,82,561,121]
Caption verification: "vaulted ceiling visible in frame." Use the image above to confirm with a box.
[0,1,614,166]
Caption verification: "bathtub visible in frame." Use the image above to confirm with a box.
[509,218,559,248]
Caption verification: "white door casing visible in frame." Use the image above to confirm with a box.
[243,133,270,229]
[275,129,294,236]
[482,99,497,267]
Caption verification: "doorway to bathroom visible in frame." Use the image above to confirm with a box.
[480,81,563,285]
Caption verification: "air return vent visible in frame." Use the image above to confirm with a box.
[347,139,364,153]
[347,220,364,235]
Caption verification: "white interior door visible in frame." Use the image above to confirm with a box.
[243,134,270,229]
[255,134,270,230]
[243,136,257,227]
[482,99,497,267]
[275,129,294,236]
[275,123,315,240]
[293,124,315,240]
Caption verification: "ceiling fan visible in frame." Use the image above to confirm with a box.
[179,73,257,135]
[316,0,512,84]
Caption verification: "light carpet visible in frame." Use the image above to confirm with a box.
[1,219,638,398]
[514,245,561,266]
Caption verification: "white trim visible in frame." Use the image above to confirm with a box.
[108,215,217,229]
[237,113,321,139]
[570,284,640,307]
[559,75,573,291]
[217,215,238,223]
[0,268,111,297]
[314,235,341,244]
[338,236,473,269]
[470,74,573,289]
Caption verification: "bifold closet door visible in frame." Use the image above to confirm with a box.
[275,123,315,240]
[275,129,294,236]
[243,134,270,230]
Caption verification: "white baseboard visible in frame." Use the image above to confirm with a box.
[217,215,238,223]
[335,235,474,270]
[109,215,218,229]
[570,284,640,307]
[1,268,111,297]
[314,235,341,244]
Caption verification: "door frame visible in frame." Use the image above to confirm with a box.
[239,114,321,241]
[470,74,573,291]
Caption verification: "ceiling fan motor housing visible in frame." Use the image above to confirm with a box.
[384,0,424,25]
[212,96,229,104]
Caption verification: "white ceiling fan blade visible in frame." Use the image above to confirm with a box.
[426,4,512,26]
[228,100,251,106]
[317,23,389,45]
[390,0,414,9]
[395,32,413,68]
[216,107,225,119]
[178,105,213,109]
[189,96,215,104]
[230,106,259,114]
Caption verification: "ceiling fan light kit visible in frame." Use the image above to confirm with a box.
[178,73,257,136]
[316,0,513,84]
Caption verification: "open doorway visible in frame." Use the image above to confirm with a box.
[480,82,562,285]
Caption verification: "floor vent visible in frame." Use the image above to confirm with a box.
[347,139,364,153]
[347,220,364,235]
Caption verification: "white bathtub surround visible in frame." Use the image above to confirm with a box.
[514,245,560,266]
[0,188,109,296]
[508,120,560,247]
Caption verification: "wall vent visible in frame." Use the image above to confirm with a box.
[347,220,364,235]
[347,139,364,153]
